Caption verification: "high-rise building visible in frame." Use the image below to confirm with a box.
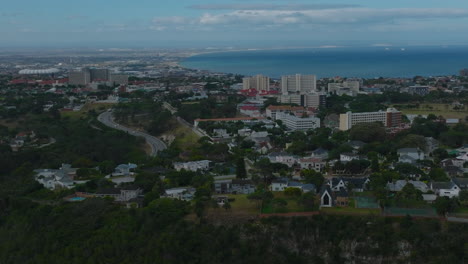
[242,75,270,91]
[280,93,326,108]
[111,74,129,85]
[328,81,360,96]
[90,69,111,82]
[339,108,402,131]
[68,69,90,86]
[460,69,468,77]
[281,74,316,94]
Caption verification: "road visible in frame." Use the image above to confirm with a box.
[97,111,167,156]
[162,102,208,138]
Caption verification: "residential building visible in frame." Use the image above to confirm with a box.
[279,92,326,108]
[94,186,142,202]
[214,179,256,194]
[89,68,110,82]
[406,86,430,96]
[163,187,196,201]
[239,105,262,117]
[460,68,468,77]
[173,160,211,172]
[430,181,460,198]
[328,81,360,96]
[397,148,425,164]
[110,74,129,85]
[112,163,137,177]
[328,177,370,192]
[266,105,309,120]
[339,108,402,131]
[243,75,270,91]
[34,164,78,190]
[340,153,363,163]
[268,152,298,167]
[276,112,320,131]
[386,180,429,193]
[298,157,326,172]
[281,74,316,94]
[270,178,316,193]
[69,69,91,86]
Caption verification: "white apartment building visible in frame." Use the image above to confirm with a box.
[281,74,316,94]
[243,75,270,91]
[339,108,402,131]
[276,112,320,131]
[328,81,360,96]
[173,160,211,172]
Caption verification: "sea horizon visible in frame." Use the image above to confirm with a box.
[181,46,468,79]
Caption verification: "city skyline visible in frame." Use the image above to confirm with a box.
[2,0,468,48]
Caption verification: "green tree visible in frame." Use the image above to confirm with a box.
[284,187,302,198]
[236,157,247,179]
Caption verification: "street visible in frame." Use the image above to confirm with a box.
[97,111,167,156]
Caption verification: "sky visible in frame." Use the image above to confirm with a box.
[2,0,468,48]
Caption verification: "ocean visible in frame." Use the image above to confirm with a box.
[181,46,468,79]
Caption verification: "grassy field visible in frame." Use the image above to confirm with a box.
[321,207,381,216]
[169,123,200,150]
[395,103,468,120]
[225,194,260,215]
[61,102,115,120]
[261,193,314,214]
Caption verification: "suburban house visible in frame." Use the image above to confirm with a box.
[328,177,370,192]
[163,187,196,201]
[298,157,326,172]
[270,178,316,193]
[268,152,298,167]
[214,179,256,194]
[311,148,329,159]
[386,180,429,193]
[94,186,142,202]
[340,152,364,163]
[397,148,425,164]
[347,140,366,151]
[34,164,78,190]
[112,163,137,177]
[320,184,350,208]
[173,160,211,172]
[430,181,460,198]
[452,178,468,190]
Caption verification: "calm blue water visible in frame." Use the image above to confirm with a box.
[181,46,468,78]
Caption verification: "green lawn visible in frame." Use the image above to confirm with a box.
[170,123,200,150]
[321,206,381,215]
[395,103,468,120]
[225,194,260,214]
[261,193,316,214]
[61,103,115,120]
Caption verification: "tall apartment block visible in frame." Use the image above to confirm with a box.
[90,69,111,82]
[339,108,402,131]
[280,93,326,109]
[68,69,91,86]
[281,74,316,94]
[242,75,270,91]
[111,74,129,85]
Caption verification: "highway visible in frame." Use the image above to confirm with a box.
[97,111,167,156]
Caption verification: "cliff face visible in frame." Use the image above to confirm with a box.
[234,215,466,264]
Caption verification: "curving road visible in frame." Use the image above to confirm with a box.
[98,111,167,156]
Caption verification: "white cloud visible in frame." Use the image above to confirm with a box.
[151,7,468,31]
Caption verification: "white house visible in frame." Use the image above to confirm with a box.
[173,160,211,172]
[270,178,289,191]
[430,182,460,198]
[268,152,298,167]
[163,187,196,201]
[34,164,77,190]
[298,157,326,172]
[397,148,425,164]
[340,153,362,163]
[320,186,334,208]
[113,163,137,177]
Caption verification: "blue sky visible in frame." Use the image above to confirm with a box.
[2,0,468,48]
